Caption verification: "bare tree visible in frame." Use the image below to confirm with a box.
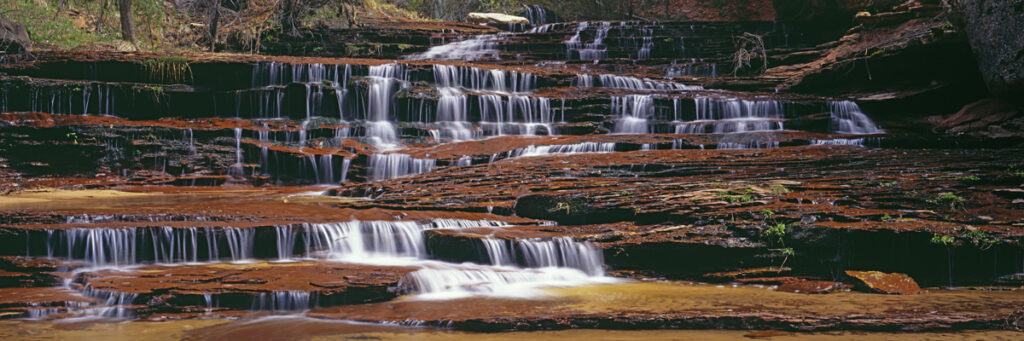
[118,0,137,47]
[178,0,222,51]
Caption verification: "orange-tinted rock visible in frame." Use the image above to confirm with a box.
[703,267,791,282]
[776,279,849,294]
[845,270,925,295]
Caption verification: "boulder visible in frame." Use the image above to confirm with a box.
[0,19,32,53]
[949,0,1024,103]
[467,13,530,25]
[936,98,1023,139]
[845,270,925,295]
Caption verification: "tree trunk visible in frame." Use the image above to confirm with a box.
[208,3,220,51]
[117,0,136,47]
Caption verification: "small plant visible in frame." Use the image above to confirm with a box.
[880,214,892,222]
[930,192,966,210]
[761,208,775,221]
[141,57,194,84]
[961,229,999,250]
[878,181,898,188]
[763,223,787,244]
[930,233,956,246]
[65,132,79,144]
[959,175,981,182]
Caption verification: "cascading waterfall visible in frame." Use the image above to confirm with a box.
[612,95,654,134]
[508,142,616,158]
[397,235,609,299]
[40,227,258,265]
[566,22,611,60]
[367,153,436,181]
[676,97,785,134]
[478,95,555,136]
[480,237,605,276]
[523,5,549,25]
[596,74,700,90]
[406,34,504,61]
[828,100,881,134]
[365,64,404,149]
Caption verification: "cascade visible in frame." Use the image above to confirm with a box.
[299,219,509,261]
[676,97,785,134]
[435,87,475,141]
[828,100,881,134]
[567,22,611,60]
[480,237,605,276]
[597,74,700,90]
[340,157,351,182]
[456,155,472,167]
[478,95,555,136]
[612,95,654,134]
[508,142,616,158]
[406,34,503,61]
[367,153,436,181]
[228,127,245,179]
[40,226,258,265]
[523,5,549,26]
[365,64,404,149]
[251,291,316,311]
[396,266,596,299]
[433,64,536,93]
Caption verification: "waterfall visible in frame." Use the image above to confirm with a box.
[566,22,611,60]
[365,64,404,149]
[480,237,605,276]
[676,97,785,134]
[433,64,536,93]
[340,157,351,182]
[508,142,616,158]
[40,227,257,265]
[406,34,503,61]
[597,74,699,90]
[478,95,555,136]
[395,265,602,300]
[435,87,475,141]
[301,219,509,261]
[275,225,298,261]
[828,100,881,134]
[523,5,549,26]
[228,128,245,179]
[367,153,436,181]
[612,95,654,134]
[251,291,316,311]
[573,74,595,87]
[456,155,472,167]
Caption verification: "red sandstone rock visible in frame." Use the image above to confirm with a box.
[845,270,925,295]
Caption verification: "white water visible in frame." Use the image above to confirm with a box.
[367,153,436,181]
[676,97,785,134]
[828,100,881,134]
[508,142,616,158]
[613,95,654,134]
[365,64,405,149]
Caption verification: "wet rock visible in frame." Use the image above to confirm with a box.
[703,267,791,282]
[949,0,1024,103]
[936,98,1024,139]
[776,278,850,294]
[467,13,530,25]
[845,270,924,295]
